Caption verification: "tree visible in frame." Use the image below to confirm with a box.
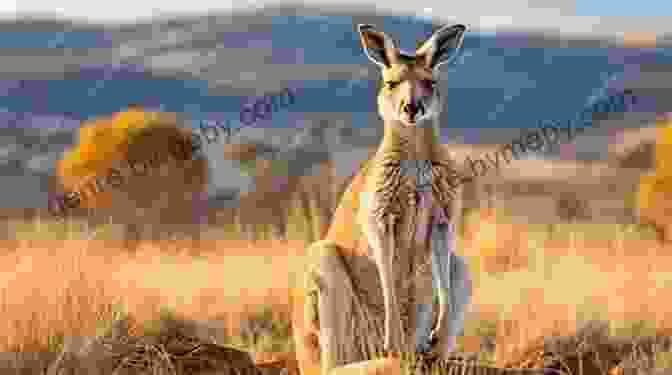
[637,114,672,243]
[55,107,209,249]
[221,142,336,242]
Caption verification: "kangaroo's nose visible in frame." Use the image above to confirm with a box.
[403,101,424,118]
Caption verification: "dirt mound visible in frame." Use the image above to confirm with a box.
[41,316,271,375]
[501,321,672,375]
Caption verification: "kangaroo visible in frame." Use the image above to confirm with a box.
[356,23,475,360]
[290,23,564,375]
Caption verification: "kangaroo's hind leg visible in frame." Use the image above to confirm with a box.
[296,239,386,375]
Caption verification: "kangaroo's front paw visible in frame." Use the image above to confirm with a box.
[428,329,438,348]
[431,335,458,361]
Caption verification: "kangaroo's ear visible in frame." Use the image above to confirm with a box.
[357,24,399,68]
[416,24,467,70]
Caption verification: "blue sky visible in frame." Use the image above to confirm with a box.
[575,0,672,17]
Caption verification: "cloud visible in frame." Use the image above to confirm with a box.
[5,1,672,38]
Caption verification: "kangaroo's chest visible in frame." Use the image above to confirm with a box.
[356,158,456,267]
[359,159,454,226]
[399,159,434,192]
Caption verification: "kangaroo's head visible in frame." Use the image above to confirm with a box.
[358,23,466,128]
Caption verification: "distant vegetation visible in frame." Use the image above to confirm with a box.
[43,105,338,246]
[54,106,209,247]
[637,115,672,243]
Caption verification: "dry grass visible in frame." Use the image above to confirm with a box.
[1,202,672,373]
[459,208,672,373]
[0,234,308,355]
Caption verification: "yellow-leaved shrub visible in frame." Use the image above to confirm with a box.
[56,106,208,241]
[637,115,672,242]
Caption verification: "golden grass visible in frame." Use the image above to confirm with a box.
[461,208,672,365]
[2,203,672,373]
[0,235,310,354]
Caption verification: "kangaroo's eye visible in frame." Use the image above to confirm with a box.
[385,81,400,89]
